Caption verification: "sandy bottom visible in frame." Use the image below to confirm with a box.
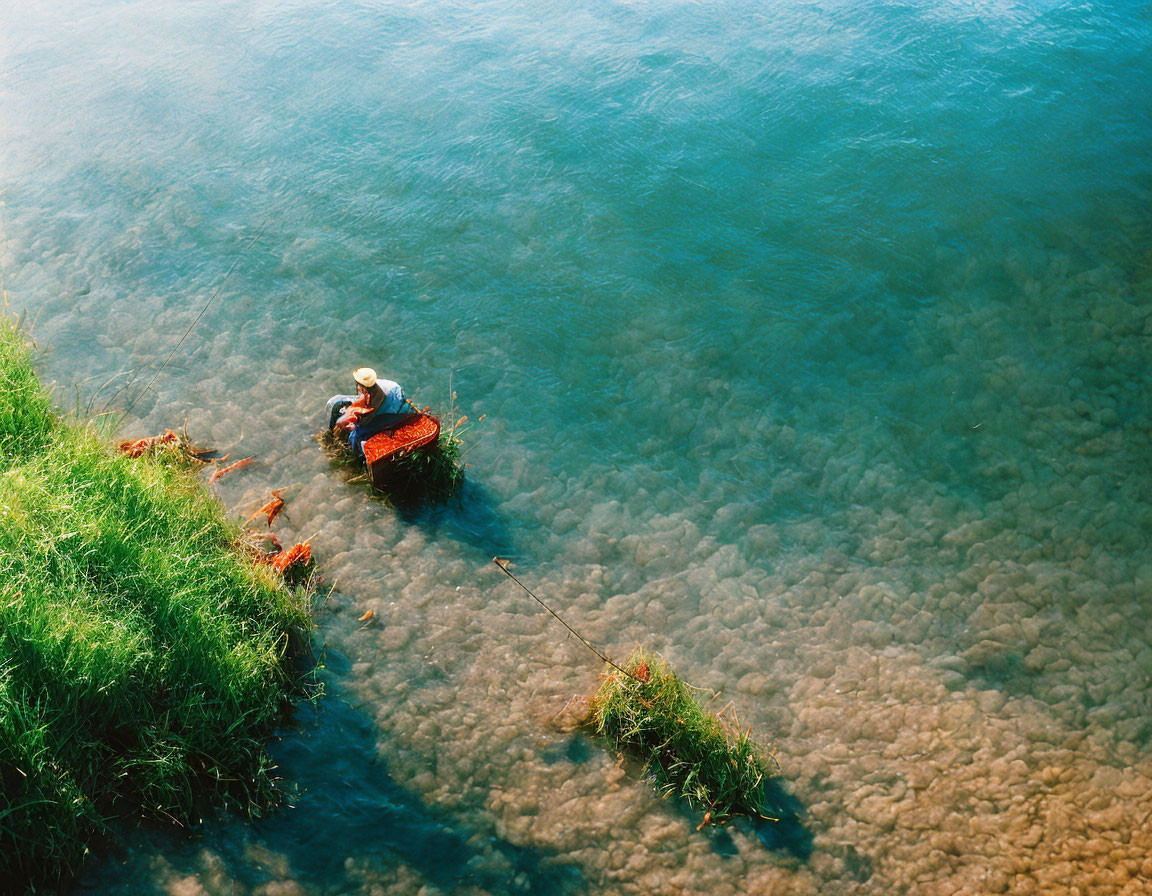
[4,240,1147,896]
[70,481,1152,895]
[69,395,1150,893]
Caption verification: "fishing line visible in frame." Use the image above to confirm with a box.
[122,217,272,417]
[492,557,633,679]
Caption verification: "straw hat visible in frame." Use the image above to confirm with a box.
[353,367,377,388]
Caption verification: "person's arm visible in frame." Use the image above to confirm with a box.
[355,385,386,424]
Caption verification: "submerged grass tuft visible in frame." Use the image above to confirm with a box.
[589,648,781,824]
[0,320,314,890]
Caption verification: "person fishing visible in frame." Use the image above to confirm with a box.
[326,367,413,458]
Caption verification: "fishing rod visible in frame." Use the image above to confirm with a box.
[121,217,272,418]
[492,557,634,679]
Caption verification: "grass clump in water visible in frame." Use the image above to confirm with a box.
[0,320,314,891]
[589,648,781,824]
[384,425,465,504]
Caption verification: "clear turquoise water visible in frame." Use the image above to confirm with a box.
[2,2,1150,893]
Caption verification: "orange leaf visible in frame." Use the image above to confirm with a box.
[248,492,285,526]
[269,541,311,573]
[209,456,253,484]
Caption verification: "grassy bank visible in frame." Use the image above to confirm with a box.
[0,321,313,890]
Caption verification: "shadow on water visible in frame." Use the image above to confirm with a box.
[680,776,812,862]
[320,438,516,557]
[749,779,813,860]
[550,732,813,864]
[395,477,516,558]
[539,734,596,767]
[265,678,582,893]
[76,672,583,896]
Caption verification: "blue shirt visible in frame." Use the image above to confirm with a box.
[377,379,405,415]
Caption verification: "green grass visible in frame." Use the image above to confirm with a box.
[0,320,313,891]
[0,325,57,463]
[385,429,465,504]
[588,648,781,824]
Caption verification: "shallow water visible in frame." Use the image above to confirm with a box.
[3,1,1151,893]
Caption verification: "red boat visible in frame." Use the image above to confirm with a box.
[361,413,441,488]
